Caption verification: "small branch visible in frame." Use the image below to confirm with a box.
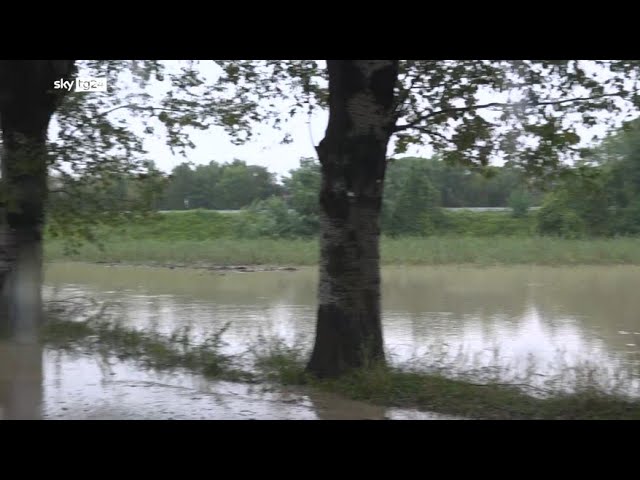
[420,128,451,145]
[94,104,184,119]
[400,124,452,146]
[394,74,423,118]
[469,382,555,394]
[48,189,72,196]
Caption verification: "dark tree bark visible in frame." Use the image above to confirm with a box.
[0,60,75,339]
[306,60,399,378]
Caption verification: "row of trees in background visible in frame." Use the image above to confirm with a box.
[155,155,538,212]
[158,159,282,210]
[48,116,640,240]
[48,154,538,222]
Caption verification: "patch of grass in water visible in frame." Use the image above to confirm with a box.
[250,337,310,385]
[314,366,640,419]
[250,346,640,420]
[42,309,251,383]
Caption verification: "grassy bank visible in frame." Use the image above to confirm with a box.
[42,311,640,420]
[45,236,640,267]
[46,209,538,242]
[42,209,640,267]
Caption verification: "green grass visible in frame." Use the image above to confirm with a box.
[312,366,640,420]
[42,209,640,266]
[45,235,640,267]
[74,209,241,241]
[436,210,537,237]
[49,209,536,241]
[44,238,319,266]
[248,339,640,419]
[41,309,640,420]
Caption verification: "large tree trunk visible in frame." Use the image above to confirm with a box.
[306,60,399,378]
[0,60,75,338]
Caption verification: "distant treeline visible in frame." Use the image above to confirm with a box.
[46,156,540,239]
[158,156,538,211]
[51,156,535,211]
[46,117,640,239]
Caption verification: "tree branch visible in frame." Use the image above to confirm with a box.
[48,189,72,196]
[399,124,453,146]
[418,127,451,145]
[394,92,624,133]
[393,74,423,118]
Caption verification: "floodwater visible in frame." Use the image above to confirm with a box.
[2,262,640,419]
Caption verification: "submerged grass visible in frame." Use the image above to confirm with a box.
[42,303,252,383]
[311,366,640,420]
[41,304,640,420]
[248,339,640,419]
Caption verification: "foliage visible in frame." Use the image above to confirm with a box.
[534,121,640,238]
[238,196,315,238]
[156,159,281,210]
[508,188,531,218]
[536,191,587,238]
[382,157,441,236]
[214,61,640,180]
[281,157,321,231]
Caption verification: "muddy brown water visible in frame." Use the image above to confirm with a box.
[2,262,640,419]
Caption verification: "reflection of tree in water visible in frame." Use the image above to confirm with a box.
[304,389,388,420]
[0,341,43,419]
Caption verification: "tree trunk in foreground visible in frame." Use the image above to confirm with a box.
[306,60,399,378]
[0,60,74,339]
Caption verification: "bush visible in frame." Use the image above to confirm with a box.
[236,196,318,238]
[536,193,586,239]
[508,188,531,218]
[421,208,449,236]
[434,210,534,237]
[611,200,640,235]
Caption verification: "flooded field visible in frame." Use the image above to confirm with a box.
[3,262,640,419]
